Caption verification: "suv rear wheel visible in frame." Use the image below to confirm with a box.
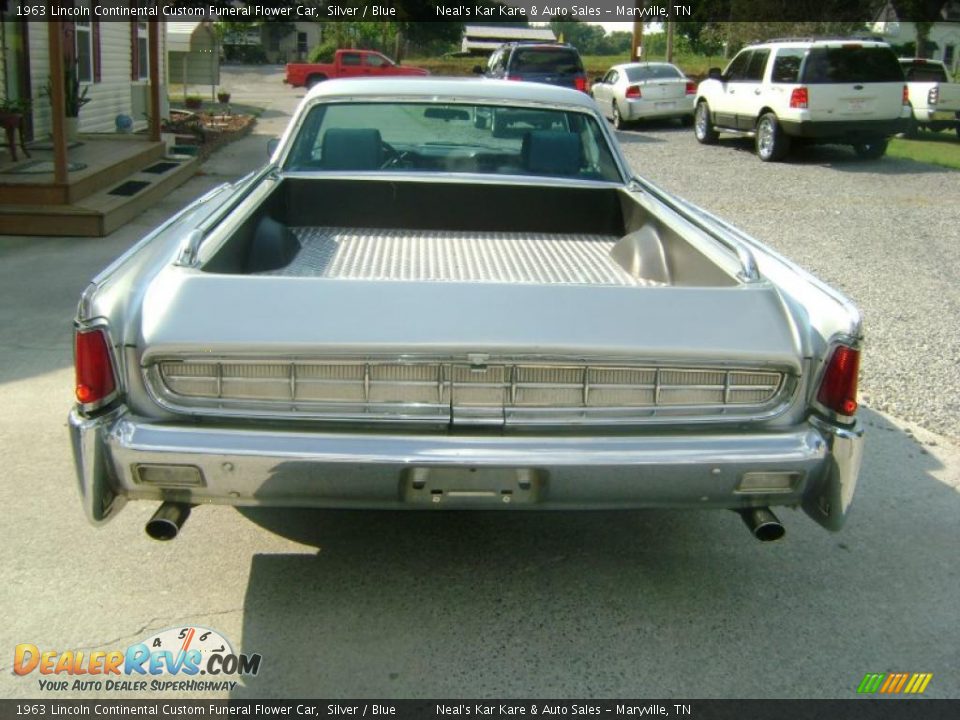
[756,113,790,162]
[852,138,888,159]
[694,102,718,144]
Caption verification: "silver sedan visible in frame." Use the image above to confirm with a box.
[591,62,696,129]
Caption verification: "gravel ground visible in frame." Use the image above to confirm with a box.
[617,122,960,443]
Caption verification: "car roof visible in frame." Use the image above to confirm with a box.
[504,42,577,50]
[612,62,683,71]
[745,38,892,49]
[899,57,946,65]
[304,77,597,109]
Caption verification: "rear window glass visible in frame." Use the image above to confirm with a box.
[624,65,684,82]
[511,49,584,75]
[771,49,805,83]
[901,62,949,82]
[802,47,903,84]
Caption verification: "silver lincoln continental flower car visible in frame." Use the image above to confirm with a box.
[70,78,864,542]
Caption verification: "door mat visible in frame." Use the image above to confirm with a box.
[108,180,151,196]
[2,160,87,174]
[143,161,179,174]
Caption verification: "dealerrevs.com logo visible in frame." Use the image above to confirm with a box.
[14,626,261,692]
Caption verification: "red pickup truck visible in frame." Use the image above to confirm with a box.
[285,49,429,89]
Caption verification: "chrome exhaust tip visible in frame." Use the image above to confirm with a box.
[145,502,192,541]
[738,507,785,542]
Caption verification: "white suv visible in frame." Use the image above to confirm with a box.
[694,39,910,161]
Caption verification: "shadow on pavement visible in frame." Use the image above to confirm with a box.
[230,408,958,698]
[711,137,947,174]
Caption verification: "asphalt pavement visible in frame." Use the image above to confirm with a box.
[0,67,957,701]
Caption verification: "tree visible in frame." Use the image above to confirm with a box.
[888,1,950,58]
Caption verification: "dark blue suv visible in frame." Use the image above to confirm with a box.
[475,43,589,93]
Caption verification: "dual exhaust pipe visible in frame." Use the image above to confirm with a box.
[738,507,786,542]
[145,501,192,541]
[145,501,785,543]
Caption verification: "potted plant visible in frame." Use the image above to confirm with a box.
[184,95,203,110]
[217,89,231,104]
[41,61,90,141]
[0,97,30,120]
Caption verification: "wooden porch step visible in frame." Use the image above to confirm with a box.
[0,138,167,205]
[0,155,199,237]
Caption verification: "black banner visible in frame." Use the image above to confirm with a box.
[9,1,960,23]
[0,700,959,720]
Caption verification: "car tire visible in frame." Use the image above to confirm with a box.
[852,138,888,159]
[755,112,790,162]
[612,101,627,130]
[694,102,718,144]
[306,75,326,90]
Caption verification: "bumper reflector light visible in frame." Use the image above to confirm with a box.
[134,464,205,488]
[737,471,801,494]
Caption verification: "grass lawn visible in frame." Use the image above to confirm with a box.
[888,131,960,170]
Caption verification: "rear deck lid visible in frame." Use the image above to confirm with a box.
[625,65,689,100]
[140,272,802,371]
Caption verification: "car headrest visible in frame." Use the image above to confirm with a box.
[522,130,582,176]
[321,128,383,170]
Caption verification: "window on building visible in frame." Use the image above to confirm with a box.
[945,44,956,68]
[297,32,308,54]
[137,22,149,80]
[76,21,93,82]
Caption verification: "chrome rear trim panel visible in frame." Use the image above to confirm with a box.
[146,358,795,426]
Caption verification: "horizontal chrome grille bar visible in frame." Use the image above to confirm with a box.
[149,359,792,425]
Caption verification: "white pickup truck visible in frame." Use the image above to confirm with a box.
[900,58,960,138]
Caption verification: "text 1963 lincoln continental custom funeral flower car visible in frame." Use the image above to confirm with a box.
[69,78,863,542]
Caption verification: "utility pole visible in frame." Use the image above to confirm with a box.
[631,2,644,62]
[665,20,674,63]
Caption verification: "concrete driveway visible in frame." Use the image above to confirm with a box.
[0,67,957,701]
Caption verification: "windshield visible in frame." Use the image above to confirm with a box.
[901,62,948,82]
[801,47,903,84]
[511,48,584,75]
[625,65,684,82]
[283,101,622,182]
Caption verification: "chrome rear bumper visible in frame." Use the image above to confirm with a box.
[68,408,863,531]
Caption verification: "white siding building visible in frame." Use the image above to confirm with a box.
[2,12,167,139]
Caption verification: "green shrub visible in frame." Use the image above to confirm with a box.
[308,41,338,64]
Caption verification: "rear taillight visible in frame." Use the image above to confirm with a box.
[625,85,641,99]
[927,86,938,105]
[574,76,588,93]
[685,81,696,95]
[789,87,808,109]
[75,327,117,408]
[504,74,521,81]
[904,85,911,105]
[816,345,860,417]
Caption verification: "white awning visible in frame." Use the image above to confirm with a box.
[167,22,206,53]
